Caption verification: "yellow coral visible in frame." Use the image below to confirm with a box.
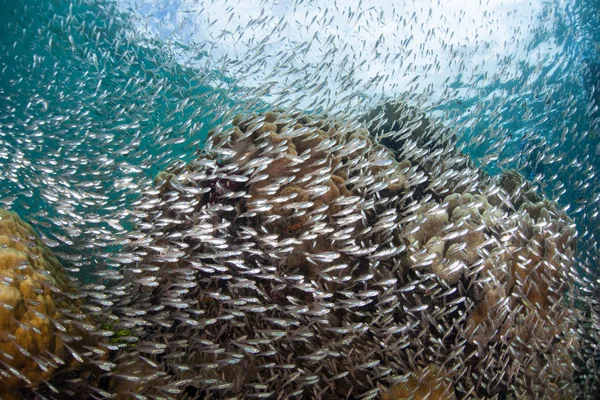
[0,209,96,399]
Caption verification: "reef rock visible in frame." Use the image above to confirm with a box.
[107,108,578,400]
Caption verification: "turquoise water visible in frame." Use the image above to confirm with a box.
[0,0,232,277]
[2,0,600,397]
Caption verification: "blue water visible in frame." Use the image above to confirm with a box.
[0,0,232,277]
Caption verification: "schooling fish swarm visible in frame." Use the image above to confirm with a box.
[0,0,599,399]
[102,105,579,400]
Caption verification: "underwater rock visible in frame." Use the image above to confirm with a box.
[105,108,578,400]
[0,209,107,399]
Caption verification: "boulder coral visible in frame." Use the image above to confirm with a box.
[0,209,104,399]
[105,107,579,400]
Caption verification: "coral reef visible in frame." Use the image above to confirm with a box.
[0,209,106,399]
[106,106,578,399]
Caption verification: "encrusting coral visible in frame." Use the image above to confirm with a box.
[103,105,579,400]
[0,209,106,399]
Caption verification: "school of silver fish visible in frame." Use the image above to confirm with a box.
[0,0,600,399]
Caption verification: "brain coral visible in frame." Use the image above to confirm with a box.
[0,209,105,399]
[107,107,578,400]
